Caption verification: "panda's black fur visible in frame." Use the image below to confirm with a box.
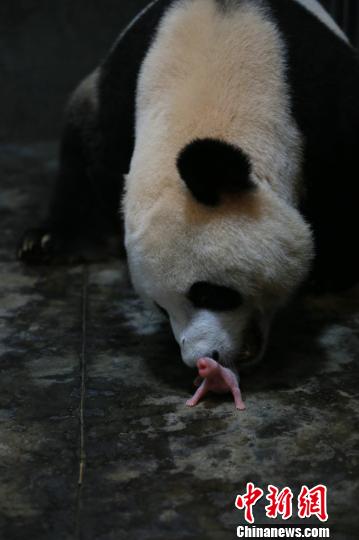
[19,0,359,292]
[268,0,359,291]
[177,139,254,206]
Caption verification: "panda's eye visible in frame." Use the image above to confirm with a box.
[187,282,243,311]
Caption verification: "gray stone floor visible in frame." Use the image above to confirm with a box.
[1,143,359,539]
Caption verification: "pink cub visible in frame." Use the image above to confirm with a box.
[186,357,246,410]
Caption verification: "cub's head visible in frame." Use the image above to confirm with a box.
[124,138,313,369]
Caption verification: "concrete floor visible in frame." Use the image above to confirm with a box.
[1,142,359,539]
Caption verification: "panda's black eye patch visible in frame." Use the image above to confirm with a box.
[187,282,243,311]
[155,302,169,319]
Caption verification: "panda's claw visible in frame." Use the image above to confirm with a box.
[17,228,56,264]
[41,234,52,248]
[25,238,34,252]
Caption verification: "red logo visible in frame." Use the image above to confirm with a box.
[265,485,294,520]
[298,485,328,522]
[235,483,328,524]
[235,483,264,524]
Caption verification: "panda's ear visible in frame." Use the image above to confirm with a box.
[176,138,254,206]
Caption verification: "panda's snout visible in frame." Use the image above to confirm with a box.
[181,342,221,368]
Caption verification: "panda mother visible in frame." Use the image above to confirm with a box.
[19,0,359,371]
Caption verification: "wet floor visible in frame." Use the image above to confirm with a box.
[1,142,359,539]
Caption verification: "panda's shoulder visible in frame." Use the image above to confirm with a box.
[265,0,359,131]
[284,0,348,42]
[99,0,176,85]
[265,0,353,55]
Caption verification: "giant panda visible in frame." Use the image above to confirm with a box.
[19,0,359,370]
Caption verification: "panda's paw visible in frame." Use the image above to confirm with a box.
[17,228,60,264]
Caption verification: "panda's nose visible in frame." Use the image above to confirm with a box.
[212,350,220,362]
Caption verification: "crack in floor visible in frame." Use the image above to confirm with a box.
[76,265,89,539]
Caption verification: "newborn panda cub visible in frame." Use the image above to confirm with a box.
[187,357,246,411]
[19,0,359,409]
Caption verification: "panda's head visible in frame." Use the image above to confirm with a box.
[124,138,313,369]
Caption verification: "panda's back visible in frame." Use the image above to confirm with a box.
[99,0,359,289]
[266,0,359,288]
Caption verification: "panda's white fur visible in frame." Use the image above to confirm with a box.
[123,0,314,368]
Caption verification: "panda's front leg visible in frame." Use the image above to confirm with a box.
[23,107,124,264]
[17,116,88,262]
